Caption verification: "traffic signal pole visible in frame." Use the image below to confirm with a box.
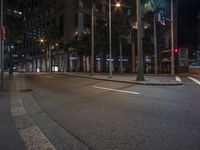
[0,0,4,90]
[154,14,158,74]
[171,0,175,75]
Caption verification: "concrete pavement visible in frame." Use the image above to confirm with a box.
[21,73,200,150]
[1,74,90,150]
[0,76,25,150]
[0,73,199,149]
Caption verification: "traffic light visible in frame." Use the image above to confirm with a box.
[174,48,180,55]
[158,10,166,25]
[1,27,6,41]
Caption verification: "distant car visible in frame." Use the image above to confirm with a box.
[18,68,26,73]
[13,66,17,72]
[189,62,200,69]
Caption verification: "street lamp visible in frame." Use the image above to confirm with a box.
[171,0,175,75]
[39,38,48,72]
[108,0,121,78]
[154,14,158,74]
[40,38,44,44]
[115,2,121,8]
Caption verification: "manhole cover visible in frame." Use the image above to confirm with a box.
[19,89,33,93]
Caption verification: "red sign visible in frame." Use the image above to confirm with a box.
[174,48,180,55]
[1,27,6,41]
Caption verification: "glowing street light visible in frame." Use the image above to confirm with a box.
[115,2,121,8]
[40,38,44,43]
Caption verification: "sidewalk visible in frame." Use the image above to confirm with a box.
[57,72,183,86]
[0,76,25,149]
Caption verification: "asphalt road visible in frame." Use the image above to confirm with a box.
[21,74,200,150]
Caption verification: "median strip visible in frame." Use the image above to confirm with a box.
[92,86,140,95]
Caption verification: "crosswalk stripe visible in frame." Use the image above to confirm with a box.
[175,76,182,82]
[188,77,200,85]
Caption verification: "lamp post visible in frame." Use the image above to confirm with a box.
[39,38,47,72]
[171,0,175,75]
[154,14,158,74]
[0,0,4,90]
[109,0,112,78]
[108,1,121,78]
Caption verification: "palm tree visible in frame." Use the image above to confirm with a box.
[141,0,169,12]
[135,0,169,80]
[82,0,99,75]
[112,13,132,73]
[95,19,108,72]
[142,0,170,74]
[42,25,61,72]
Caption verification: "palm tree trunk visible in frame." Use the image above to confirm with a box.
[100,44,103,72]
[90,3,95,76]
[9,47,13,75]
[136,0,144,81]
[45,45,48,72]
[119,38,123,73]
[131,31,136,73]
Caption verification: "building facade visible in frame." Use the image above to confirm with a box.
[21,0,134,73]
[22,0,77,72]
[21,0,176,74]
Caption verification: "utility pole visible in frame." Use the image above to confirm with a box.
[109,0,112,78]
[171,0,175,75]
[90,4,94,76]
[0,0,4,90]
[136,0,144,81]
[154,14,158,74]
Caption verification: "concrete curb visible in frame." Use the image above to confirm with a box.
[57,73,183,86]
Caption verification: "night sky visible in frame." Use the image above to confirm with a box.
[178,0,200,48]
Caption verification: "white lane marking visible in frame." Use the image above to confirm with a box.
[45,76,53,79]
[92,86,140,95]
[188,77,200,85]
[175,76,182,82]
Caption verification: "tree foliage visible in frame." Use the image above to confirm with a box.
[42,25,61,46]
[141,0,169,14]
[66,34,91,55]
[5,0,24,43]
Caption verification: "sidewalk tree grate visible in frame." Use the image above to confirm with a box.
[19,89,33,93]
